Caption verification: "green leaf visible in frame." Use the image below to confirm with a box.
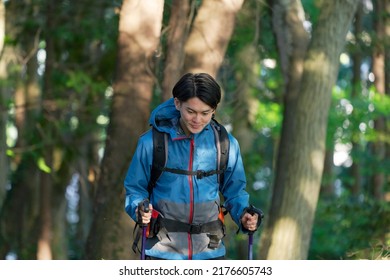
[6,149,14,157]
[37,158,52,173]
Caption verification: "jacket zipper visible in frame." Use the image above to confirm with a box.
[188,138,195,260]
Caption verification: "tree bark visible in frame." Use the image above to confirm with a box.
[260,0,359,259]
[162,0,191,101]
[85,0,164,260]
[183,0,244,77]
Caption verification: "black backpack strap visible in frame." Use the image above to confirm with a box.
[148,128,167,197]
[210,119,230,185]
[162,167,224,179]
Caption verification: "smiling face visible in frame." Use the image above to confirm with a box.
[174,97,215,136]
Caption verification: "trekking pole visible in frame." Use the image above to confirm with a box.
[245,205,264,260]
[139,199,150,260]
[248,230,254,260]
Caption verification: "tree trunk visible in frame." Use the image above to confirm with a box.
[259,0,309,259]
[260,0,359,259]
[384,0,390,202]
[0,1,9,257]
[183,0,244,77]
[85,0,164,260]
[320,149,335,198]
[230,0,264,154]
[37,0,56,260]
[0,0,7,210]
[370,0,386,200]
[349,2,363,199]
[162,0,191,101]
[0,0,42,260]
[232,45,259,153]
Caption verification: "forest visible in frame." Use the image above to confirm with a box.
[0,0,389,260]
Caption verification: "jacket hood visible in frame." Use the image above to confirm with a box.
[149,98,181,135]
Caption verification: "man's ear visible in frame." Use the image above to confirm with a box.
[174,98,181,110]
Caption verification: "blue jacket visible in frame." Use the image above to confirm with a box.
[124,98,250,259]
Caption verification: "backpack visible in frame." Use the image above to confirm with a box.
[147,119,230,197]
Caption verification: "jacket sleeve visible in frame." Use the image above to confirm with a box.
[219,134,250,230]
[123,131,153,222]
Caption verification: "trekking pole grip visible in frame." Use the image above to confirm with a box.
[138,198,150,227]
[245,204,264,231]
[244,205,263,260]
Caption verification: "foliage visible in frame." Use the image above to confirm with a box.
[309,194,390,260]
[325,77,390,192]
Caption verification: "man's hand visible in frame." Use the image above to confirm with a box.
[136,202,153,225]
[241,212,259,231]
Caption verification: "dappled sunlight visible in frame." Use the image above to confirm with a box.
[300,179,322,212]
[37,240,52,260]
[268,217,301,259]
[306,51,330,72]
[119,0,163,51]
[333,142,352,167]
[310,149,325,179]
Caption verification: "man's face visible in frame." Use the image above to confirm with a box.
[174,97,215,135]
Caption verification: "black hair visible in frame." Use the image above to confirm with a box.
[172,73,221,109]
